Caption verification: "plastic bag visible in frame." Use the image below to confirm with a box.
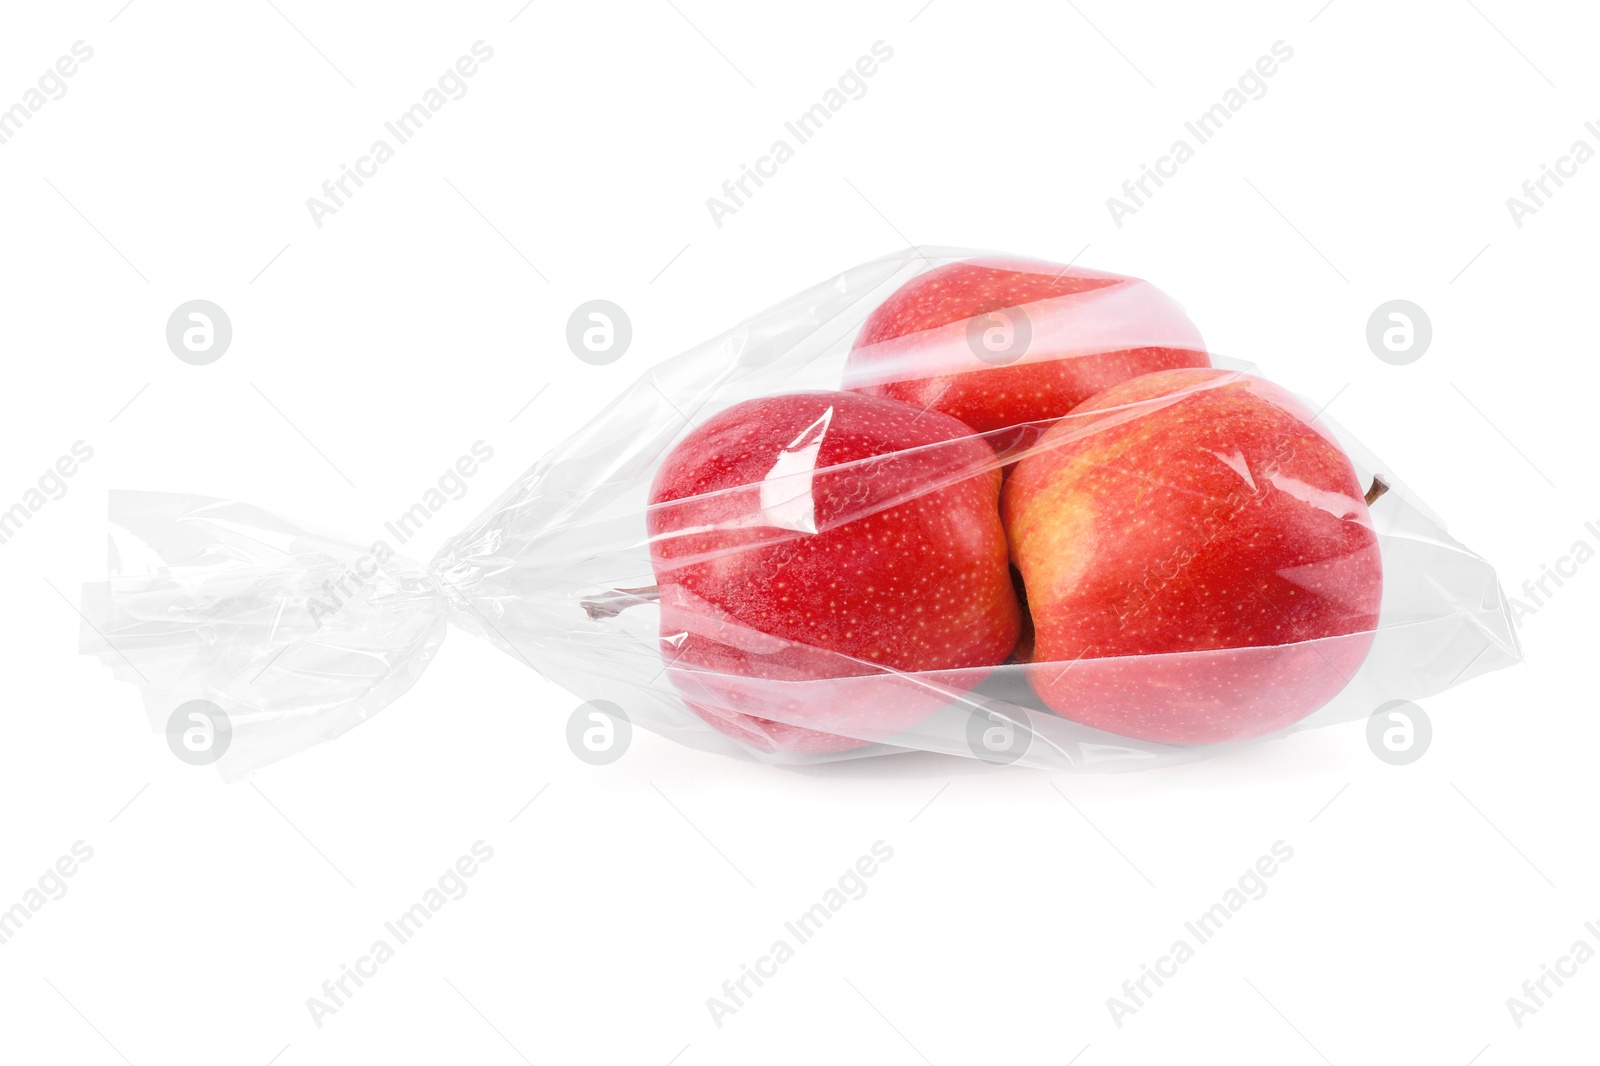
[80,248,1520,779]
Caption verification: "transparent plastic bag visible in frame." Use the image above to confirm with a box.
[80,248,1520,779]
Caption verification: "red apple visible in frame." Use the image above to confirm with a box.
[648,390,1020,753]
[843,256,1209,453]
[1002,368,1383,744]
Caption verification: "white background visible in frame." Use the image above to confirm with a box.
[0,1,1593,1063]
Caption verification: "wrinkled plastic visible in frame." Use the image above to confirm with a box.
[81,248,1520,779]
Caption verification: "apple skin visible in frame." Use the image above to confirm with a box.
[843,257,1209,451]
[1002,368,1382,744]
[648,391,1020,753]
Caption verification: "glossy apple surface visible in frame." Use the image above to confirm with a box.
[843,256,1209,452]
[1002,368,1382,743]
[648,390,1020,752]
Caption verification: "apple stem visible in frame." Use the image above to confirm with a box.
[1364,476,1390,507]
[581,584,660,619]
